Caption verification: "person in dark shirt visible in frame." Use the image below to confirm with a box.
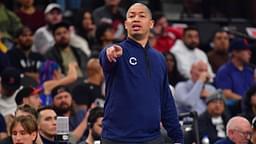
[37,107,57,144]
[99,3,183,144]
[7,26,44,83]
[72,58,104,111]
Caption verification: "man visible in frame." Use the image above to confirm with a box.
[80,107,104,144]
[7,26,45,82]
[0,67,21,116]
[51,85,89,142]
[196,90,230,143]
[171,26,214,79]
[15,86,41,109]
[46,22,88,77]
[207,30,230,73]
[99,3,183,143]
[215,38,254,115]
[72,58,105,111]
[175,60,216,115]
[33,3,90,56]
[215,116,252,144]
[37,106,57,144]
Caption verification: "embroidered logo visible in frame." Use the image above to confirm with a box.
[129,57,137,65]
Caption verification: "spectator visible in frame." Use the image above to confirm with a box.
[242,85,256,122]
[37,106,57,144]
[72,58,104,111]
[38,60,77,106]
[171,26,214,79]
[92,0,126,40]
[76,10,96,48]
[195,90,230,143]
[215,38,254,116]
[7,26,45,83]
[32,3,62,54]
[207,30,230,73]
[0,67,21,116]
[15,0,45,32]
[152,12,182,52]
[162,52,186,86]
[175,60,216,115]
[80,107,104,144]
[0,1,22,40]
[15,87,41,110]
[33,3,91,57]
[51,85,89,142]
[15,104,38,119]
[215,116,252,144]
[93,22,115,56]
[45,22,88,77]
[10,116,38,144]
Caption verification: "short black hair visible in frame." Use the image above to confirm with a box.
[183,26,199,36]
[14,26,32,38]
[51,21,70,34]
[88,107,104,128]
[37,106,55,120]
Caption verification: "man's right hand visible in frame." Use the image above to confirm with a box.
[198,72,210,83]
[106,45,123,62]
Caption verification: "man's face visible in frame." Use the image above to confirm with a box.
[183,30,200,50]
[91,117,103,140]
[23,95,41,109]
[54,27,70,47]
[17,30,33,50]
[207,100,225,117]
[230,126,252,144]
[125,4,153,40]
[38,109,57,137]
[53,91,72,114]
[213,32,229,52]
[46,9,62,25]
[234,49,251,64]
[191,62,208,81]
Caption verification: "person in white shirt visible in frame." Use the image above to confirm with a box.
[171,26,214,79]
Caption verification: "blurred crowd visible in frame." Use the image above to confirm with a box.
[0,0,256,144]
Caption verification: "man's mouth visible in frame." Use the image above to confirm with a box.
[132,24,142,31]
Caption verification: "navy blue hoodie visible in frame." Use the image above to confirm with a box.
[99,38,183,143]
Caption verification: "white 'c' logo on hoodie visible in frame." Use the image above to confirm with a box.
[129,57,137,65]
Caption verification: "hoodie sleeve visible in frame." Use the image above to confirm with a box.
[161,66,184,143]
[99,47,117,73]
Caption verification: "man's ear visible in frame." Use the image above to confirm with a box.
[124,20,128,30]
[150,20,154,29]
